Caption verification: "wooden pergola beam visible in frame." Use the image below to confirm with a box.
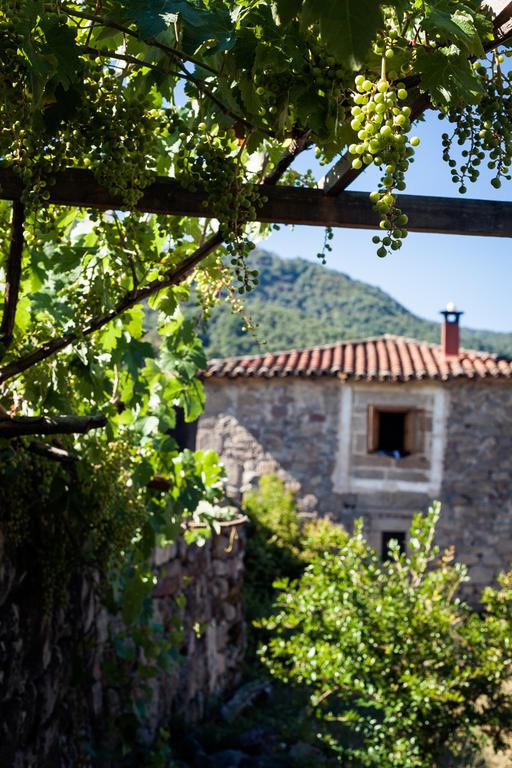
[1,167,511,237]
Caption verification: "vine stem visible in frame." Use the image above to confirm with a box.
[0,200,25,349]
[0,413,107,437]
[0,231,223,384]
[84,0,101,47]
[27,439,79,463]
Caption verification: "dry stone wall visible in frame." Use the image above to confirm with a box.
[0,518,246,768]
[198,378,344,519]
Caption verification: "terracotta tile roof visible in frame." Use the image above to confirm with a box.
[203,335,512,382]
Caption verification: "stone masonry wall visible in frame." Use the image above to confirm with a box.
[0,518,246,768]
[198,377,512,601]
[438,380,512,602]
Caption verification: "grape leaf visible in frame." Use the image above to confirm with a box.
[301,0,383,69]
[124,0,235,54]
[276,0,302,25]
[42,16,81,90]
[422,9,484,56]
[181,378,205,422]
[101,321,124,352]
[122,573,152,625]
[416,47,483,107]
[238,75,261,114]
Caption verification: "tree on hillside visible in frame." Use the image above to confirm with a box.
[1,0,512,611]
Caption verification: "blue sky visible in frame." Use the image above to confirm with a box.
[261,111,512,334]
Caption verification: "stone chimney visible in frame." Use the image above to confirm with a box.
[440,302,463,358]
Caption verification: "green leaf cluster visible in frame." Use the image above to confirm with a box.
[242,474,346,653]
[1,0,511,759]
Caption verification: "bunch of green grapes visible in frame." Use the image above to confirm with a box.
[76,438,147,570]
[441,52,512,193]
[174,126,260,294]
[0,436,149,613]
[250,39,348,138]
[77,69,164,208]
[348,68,419,257]
[0,446,54,546]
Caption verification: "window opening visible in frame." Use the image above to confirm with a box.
[382,531,406,561]
[368,406,425,457]
[378,411,406,454]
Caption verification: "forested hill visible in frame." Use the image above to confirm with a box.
[191,250,512,360]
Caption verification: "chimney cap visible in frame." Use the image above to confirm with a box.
[440,303,464,321]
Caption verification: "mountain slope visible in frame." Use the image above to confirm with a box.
[191,250,512,359]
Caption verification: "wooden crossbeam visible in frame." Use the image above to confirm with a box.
[1,167,511,236]
[485,0,512,43]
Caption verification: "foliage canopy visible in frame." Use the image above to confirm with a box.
[1,0,511,458]
[2,0,512,755]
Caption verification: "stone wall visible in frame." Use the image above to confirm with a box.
[438,380,512,602]
[198,378,343,519]
[0,518,246,768]
[198,376,512,599]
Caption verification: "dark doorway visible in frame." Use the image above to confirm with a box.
[167,407,198,451]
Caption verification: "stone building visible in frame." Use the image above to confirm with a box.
[197,309,512,600]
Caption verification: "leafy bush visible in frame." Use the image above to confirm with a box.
[260,503,512,768]
[242,475,346,648]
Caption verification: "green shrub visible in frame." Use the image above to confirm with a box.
[260,503,512,768]
[242,475,346,650]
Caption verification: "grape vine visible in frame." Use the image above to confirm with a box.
[0,0,509,548]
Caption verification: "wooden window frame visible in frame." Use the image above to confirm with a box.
[367,405,425,456]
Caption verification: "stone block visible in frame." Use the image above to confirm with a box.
[389,492,431,509]
[164,559,183,579]
[353,453,394,469]
[223,602,237,623]
[212,578,230,600]
[352,468,386,480]
[458,553,480,566]
[468,565,495,585]
[387,469,429,483]
[152,575,181,598]
[212,535,231,559]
